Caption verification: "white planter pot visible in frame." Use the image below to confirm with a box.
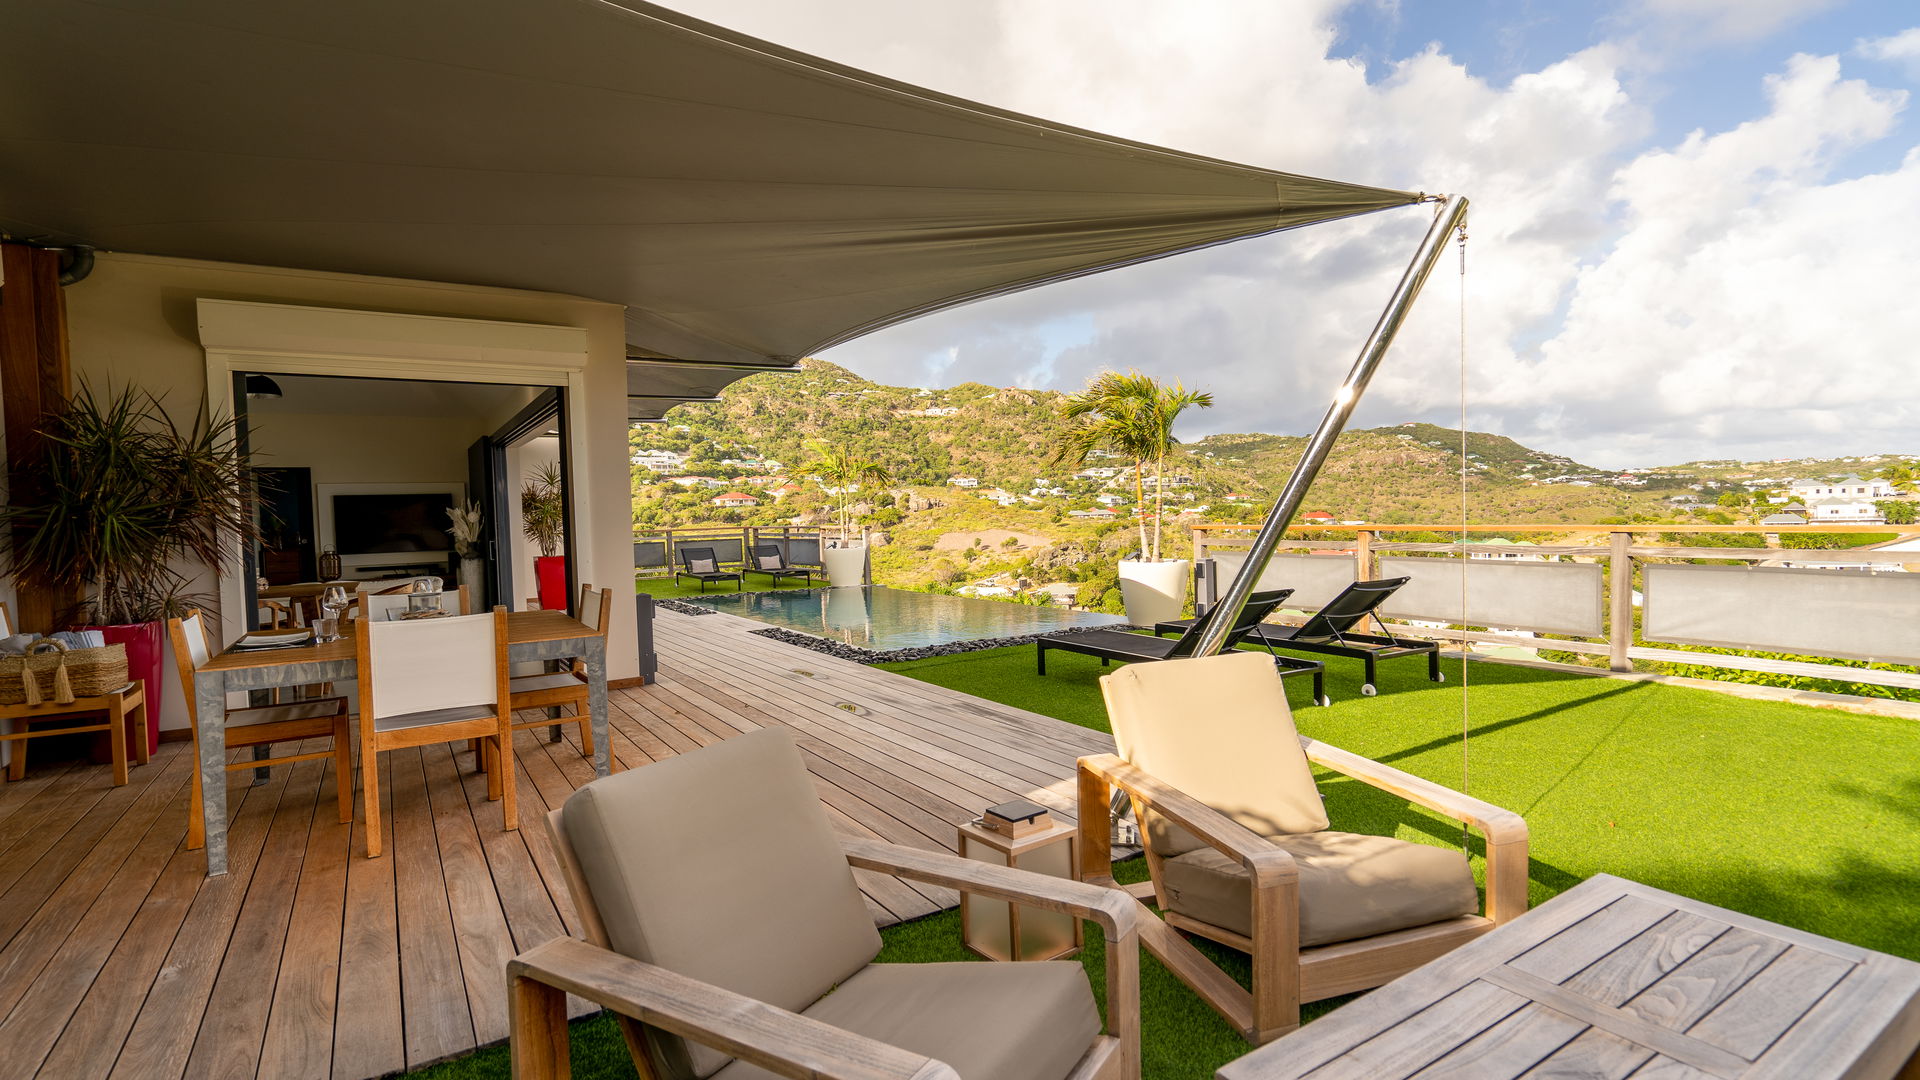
[1117,559,1190,627]
[821,545,868,587]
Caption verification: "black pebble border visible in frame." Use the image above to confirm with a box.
[745,623,1137,666]
[653,598,717,616]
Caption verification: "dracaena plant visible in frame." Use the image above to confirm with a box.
[0,382,258,625]
[520,464,566,557]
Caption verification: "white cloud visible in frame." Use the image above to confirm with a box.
[1857,27,1920,80]
[1629,0,1841,43]
[661,1,1919,467]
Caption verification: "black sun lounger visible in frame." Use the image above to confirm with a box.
[746,543,814,588]
[1155,576,1440,696]
[674,546,744,593]
[1037,589,1329,705]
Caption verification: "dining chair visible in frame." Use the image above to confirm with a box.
[167,610,354,848]
[355,598,514,857]
[506,583,611,757]
[358,585,471,622]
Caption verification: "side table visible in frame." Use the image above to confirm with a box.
[958,817,1082,962]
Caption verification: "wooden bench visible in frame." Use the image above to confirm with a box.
[1,682,151,786]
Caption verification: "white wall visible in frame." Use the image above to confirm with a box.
[63,252,638,731]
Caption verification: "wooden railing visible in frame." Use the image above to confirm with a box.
[1191,523,1920,693]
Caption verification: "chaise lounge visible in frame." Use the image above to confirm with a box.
[1155,576,1440,696]
[1036,589,1329,705]
[674,545,744,593]
[745,542,814,588]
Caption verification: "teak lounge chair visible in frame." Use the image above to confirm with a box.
[674,546,744,593]
[745,542,814,588]
[1076,650,1528,1044]
[1036,590,1329,706]
[1155,577,1440,696]
[510,727,1141,1079]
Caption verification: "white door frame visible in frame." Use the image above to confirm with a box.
[197,299,592,644]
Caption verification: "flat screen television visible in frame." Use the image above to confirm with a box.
[331,492,456,556]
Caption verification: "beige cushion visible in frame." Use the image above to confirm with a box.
[1161,830,1479,946]
[1100,651,1327,857]
[562,727,881,1079]
[711,961,1099,1080]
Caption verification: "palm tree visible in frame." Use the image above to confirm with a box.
[794,445,894,543]
[1054,371,1213,561]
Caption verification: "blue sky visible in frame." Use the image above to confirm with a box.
[669,1,1920,467]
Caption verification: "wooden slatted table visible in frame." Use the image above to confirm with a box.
[191,609,609,875]
[1218,873,1920,1080]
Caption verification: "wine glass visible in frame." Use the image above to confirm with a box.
[318,585,350,641]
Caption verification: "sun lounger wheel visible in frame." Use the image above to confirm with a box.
[1361,683,1378,696]
[1316,693,1332,708]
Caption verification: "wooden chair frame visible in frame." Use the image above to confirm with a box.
[355,600,515,858]
[168,610,353,849]
[507,583,612,756]
[1076,738,1528,1045]
[511,808,1143,1080]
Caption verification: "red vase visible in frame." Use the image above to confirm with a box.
[83,620,165,757]
[535,555,569,612]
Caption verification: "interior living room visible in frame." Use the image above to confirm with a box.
[241,373,571,616]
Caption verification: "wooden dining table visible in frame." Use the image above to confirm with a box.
[191,609,610,876]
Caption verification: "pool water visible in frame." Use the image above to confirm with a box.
[687,586,1126,649]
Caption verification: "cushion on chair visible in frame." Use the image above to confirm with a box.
[509,672,587,695]
[710,961,1100,1080]
[562,727,881,1079]
[688,557,718,574]
[1159,830,1480,946]
[371,703,497,733]
[1100,651,1328,858]
[227,696,347,728]
[755,554,783,570]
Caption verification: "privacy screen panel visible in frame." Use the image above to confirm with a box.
[1378,556,1605,636]
[1209,552,1357,610]
[1642,563,1920,664]
[633,540,669,569]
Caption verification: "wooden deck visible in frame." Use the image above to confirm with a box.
[0,608,1115,1079]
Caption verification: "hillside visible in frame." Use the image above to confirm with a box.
[626,359,1917,604]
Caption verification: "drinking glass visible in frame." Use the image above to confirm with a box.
[318,585,351,641]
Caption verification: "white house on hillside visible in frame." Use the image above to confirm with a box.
[631,448,685,471]
[1790,475,1896,501]
[1805,497,1885,523]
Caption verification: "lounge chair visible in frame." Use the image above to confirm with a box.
[1036,589,1329,706]
[745,542,814,588]
[1155,576,1440,696]
[508,726,1142,1079]
[1077,650,1529,1044]
[673,545,743,593]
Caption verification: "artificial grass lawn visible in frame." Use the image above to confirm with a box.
[411,645,1920,1079]
[634,573,818,601]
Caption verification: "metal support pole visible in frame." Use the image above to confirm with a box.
[1193,194,1470,657]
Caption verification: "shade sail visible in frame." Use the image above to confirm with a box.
[0,0,1422,398]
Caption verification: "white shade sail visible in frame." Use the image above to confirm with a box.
[0,0,1423,410]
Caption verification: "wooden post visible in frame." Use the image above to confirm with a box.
[0,243,74,633]
[1608,530,1633,672]
[1354,530,1374,582]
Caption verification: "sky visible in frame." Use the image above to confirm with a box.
[663,0,1920,469]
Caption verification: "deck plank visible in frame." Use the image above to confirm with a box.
[331,749,403,1080]
[388,745,475,1069]
[259,748,353,1080]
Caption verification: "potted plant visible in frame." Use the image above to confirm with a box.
[520,464,569,610]
[794,446,893,587]
[1055,370,1212,625]
[0,383,257,751]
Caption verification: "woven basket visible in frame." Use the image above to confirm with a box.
[0,640,130,705]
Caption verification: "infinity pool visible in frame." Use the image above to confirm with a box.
[687,586,1126,650]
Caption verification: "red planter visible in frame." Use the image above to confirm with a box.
[535,555,570,612]
[83,620,165,757]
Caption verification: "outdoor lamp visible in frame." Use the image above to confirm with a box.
[958,799,1081,962]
